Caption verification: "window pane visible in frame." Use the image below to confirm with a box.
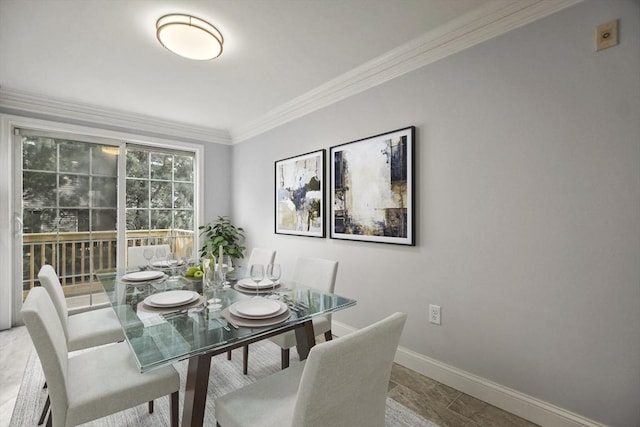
[175,183,193,208]
[126,179,149,208]
[92,177,117,207]
[174,155,193,182]
[59,175,90,207]
[150,181,172,208]
[174,210,193,230]
[93,209,117,231]
[59,141,90,173]
[23,208,57,233]
[23,137,56,171]
[92,146,118,176]
[150,210,172,229]
[150,153,173,180]
[126,150,148,178]
[59,209,90,232]
[23,171,57,207]
[127,209,149,230]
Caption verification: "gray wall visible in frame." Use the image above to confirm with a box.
[230,1,640,426]
[203,142,232,222]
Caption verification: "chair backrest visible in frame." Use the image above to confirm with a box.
[246,247,276,267]
[127,244,171,269]
[38,264,69,339]
[21,287,70,426]
[292,312,407,427]
[293,257,338,293]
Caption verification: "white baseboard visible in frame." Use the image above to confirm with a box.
[332,321,604,427]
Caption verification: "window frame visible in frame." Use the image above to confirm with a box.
[1,115,204,319]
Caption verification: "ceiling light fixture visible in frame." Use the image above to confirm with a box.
[156,14,223,60]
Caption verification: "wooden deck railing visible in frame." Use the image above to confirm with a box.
[23,229,195,299]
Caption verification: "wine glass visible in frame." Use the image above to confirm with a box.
[155,246,167,264]
[207,269,225,310]
[184,247,193,267]
[222,255,233,288]
[166,252,181,278]
[265,263,281,299]
[142,247,154,268]
[249,264,265,298]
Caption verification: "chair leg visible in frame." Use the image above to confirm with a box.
[324,330,333,341]
[242,345,249,375]
[148,400,154,414]
[281,348,290,369]
[170,391,179,427]
[43,381,47,389]
[38,394,50,425]
[227,349,232,360]
[45,410,52,427]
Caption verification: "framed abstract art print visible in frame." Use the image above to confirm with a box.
[330,127,415,245]
[275,149,325,238]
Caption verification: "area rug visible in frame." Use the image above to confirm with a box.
[11,340,437,426]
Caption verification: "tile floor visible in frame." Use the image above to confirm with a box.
[0,326,538,427]
[388,363,538,427]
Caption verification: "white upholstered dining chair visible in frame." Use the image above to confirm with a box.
[245,247,276,268]
[22,287,181,427]
[215,312,407,427]
[268,257,338,369]
[38,264,124,352]
[127,244,171,269]
[36,265,127,424]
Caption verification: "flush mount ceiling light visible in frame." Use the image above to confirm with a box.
[156,14,223,60]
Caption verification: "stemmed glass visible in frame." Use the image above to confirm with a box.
[265,263,281,299]
[249,264,265,298]
[155,246,167,265]
[221,255,233,289]
[207,269,225,310]
[184,247,193,267]
[142,247,154,269]
[166,253,181,278]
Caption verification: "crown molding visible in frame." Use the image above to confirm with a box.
[0,87,232,145]
[230,0,581,143]
[0,0,581,145]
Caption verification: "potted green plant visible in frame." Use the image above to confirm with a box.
[198,216,246,262]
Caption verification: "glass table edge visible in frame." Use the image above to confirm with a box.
[96,271,357,372]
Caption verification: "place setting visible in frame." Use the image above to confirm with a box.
[233,263,282,296]
[119,270,168,285]
[222,297,291,328]
[136,289,205,320]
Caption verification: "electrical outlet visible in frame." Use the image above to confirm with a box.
[429,304,441,325]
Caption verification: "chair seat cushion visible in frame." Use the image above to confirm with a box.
[269,316,330,350]
[67,307,125,351]
[66,342,179,426]
[215,362,305,427]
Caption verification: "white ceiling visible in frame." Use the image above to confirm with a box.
[0,0,578,143]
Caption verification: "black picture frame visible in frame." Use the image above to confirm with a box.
[330,127,415,245]
[274,149,326,238]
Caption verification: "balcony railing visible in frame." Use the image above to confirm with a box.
[23,229,195,300]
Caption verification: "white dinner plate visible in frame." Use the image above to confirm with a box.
[144,290,199,308]
[222,308,291,328]
[151,260,185,268]
[122,270,164,282]
[237,278,275,289]
[229,299,285,319]
[233,283,281,295]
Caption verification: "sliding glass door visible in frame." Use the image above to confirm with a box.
[16,129,196,309]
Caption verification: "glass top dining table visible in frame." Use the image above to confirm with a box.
[96,265,357,427]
